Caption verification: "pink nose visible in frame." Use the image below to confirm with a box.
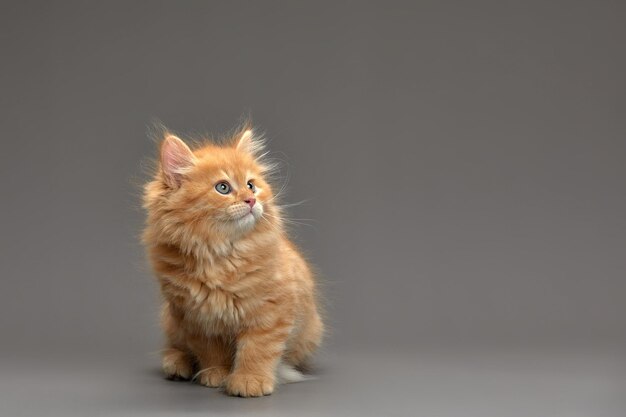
[244,197,256,208]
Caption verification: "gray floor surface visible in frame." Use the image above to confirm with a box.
[1,347,625,416]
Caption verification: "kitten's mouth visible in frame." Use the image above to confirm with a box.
[226,204,262,225]
[231,210,256,222]
[238,210,254,218]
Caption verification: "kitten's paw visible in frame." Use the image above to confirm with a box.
[162,348,193,380]
[197,366,229,388]
[225,372,275,397]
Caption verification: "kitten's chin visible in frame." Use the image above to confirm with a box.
[234,212,257,232]
[223,204,264,236]
[229,209,263,235]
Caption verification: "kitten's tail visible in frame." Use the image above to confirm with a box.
[276,362,313,384]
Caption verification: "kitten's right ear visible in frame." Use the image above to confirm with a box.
[160,135,195,188]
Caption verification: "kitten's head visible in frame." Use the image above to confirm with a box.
[144,128,278,244]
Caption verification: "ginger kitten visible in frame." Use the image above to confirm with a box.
[142,126,323,397]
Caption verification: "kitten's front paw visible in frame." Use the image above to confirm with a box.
[225,372,275,397]
[162,349,193,380]
[197,366,229,387]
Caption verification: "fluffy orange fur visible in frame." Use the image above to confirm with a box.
[142,126,323,397]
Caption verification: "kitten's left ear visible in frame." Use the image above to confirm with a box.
[236,129,264,156]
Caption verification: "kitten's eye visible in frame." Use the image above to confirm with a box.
[215,182,231,194]
[247,181,256,192]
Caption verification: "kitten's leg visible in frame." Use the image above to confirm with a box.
[161,302,194,380]
[162,347,194,380]
[225,319,294,397]
[284,309,323,369]
[189,335,233,388]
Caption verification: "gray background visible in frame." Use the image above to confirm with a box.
[1,1,625,416]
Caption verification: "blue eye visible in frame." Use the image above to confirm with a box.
[215,182,231,194]
[247,181,256,192]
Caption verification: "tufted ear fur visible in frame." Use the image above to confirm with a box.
[236,129,265,156]
[160,135,195,188]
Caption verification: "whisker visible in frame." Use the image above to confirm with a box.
[261,214,285,234]
[274,199,310,209]
[263,212,317,223]
[261,212,317,228]
[265,168,292,205]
